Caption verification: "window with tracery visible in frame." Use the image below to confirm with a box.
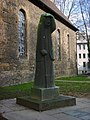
[18,10,26,57]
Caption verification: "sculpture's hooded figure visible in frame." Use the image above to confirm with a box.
[34,13,56,88]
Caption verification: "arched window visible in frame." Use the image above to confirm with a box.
[67,33,70,59]
[18,9,26,57]
[57,29,61,60]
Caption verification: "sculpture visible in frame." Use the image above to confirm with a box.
[17,13,76,111]
[34,13,56,88]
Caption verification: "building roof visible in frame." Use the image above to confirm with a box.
[29,0,78,31]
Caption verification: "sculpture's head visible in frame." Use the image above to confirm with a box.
[39,13,56,33]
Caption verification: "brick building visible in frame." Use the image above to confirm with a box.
[0,0,78,86]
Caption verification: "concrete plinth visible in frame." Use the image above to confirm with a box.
[16,95,76,111]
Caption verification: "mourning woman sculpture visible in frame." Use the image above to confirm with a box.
[17,14,76,111]
[17,13,76,111]
[34,13,56,88]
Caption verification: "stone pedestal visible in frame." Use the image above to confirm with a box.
[30,87,59,101]
[16,94,76,111]
[16,86,76,111]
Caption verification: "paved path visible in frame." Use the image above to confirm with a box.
[0,97,90,120]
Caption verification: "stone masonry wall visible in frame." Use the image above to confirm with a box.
[53,20,77,77]
[0,0,77,86]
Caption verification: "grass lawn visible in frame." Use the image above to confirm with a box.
[0,82,33,100]
[0,76,90,100]
[55,81,90,97]
[56,75,90,81]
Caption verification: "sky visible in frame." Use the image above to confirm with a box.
[55,0,90,35]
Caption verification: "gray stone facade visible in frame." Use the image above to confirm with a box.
[0,0,77,86]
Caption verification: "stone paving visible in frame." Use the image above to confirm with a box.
[0,97,90,120]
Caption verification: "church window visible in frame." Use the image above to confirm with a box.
[18,10,26,57]
[57,29,61,60]
[67,33,70,59]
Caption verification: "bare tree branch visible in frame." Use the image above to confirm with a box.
[68,0,75,18]
[79,0,90,60]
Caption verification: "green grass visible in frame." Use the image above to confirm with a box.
[56,76,90,81]
[0,77,90,100]
[55,81,90,93]
[56,81,90,98]
[0,82,33,100]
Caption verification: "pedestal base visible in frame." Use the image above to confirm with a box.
[16,95,76,111]
[30,87,59,101]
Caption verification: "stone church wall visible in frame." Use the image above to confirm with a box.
[0,0,77,86]
[54,20,77,77]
